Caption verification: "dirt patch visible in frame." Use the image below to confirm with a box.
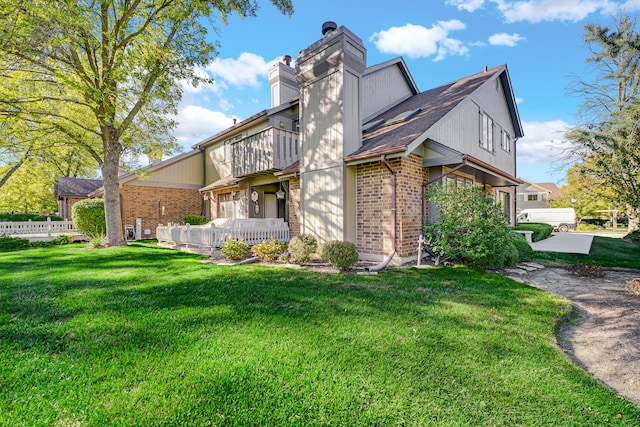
[503,266,640,406]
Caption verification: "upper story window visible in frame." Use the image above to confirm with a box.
[479,112,494,152]
[527,194,538,201]
[501,130,511,153]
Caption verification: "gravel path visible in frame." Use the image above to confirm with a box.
[502,265,640,406]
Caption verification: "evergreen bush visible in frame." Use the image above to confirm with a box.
[251,237,287,262]
[287,234,318,263]
[184,215,207,225]
[0,235,30,250]
[221,239,250,261]
[320,241,358,271]
[71,198,106,238]
[511,233,534,262]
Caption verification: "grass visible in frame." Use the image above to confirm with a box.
[533,235,640,269]
[1,243,639,426]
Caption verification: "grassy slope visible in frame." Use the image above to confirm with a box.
[1,243,639,426]
[533,236,640,269]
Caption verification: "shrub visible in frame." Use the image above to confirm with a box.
[287,234,318,263]
[320,241,358,271]
[52,235,73,245]
[624,230,640,242]
[512,223,553,242]
[577,223,598,232]
[511,233,534,263]
[424,185,516,269]
[71,198,106,238]
[221,239,250,261]
[184,215,207,225]
[0,213,63,222]
[0,235,30,250]
[252,237,287,262]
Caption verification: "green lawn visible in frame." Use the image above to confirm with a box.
[1,243,639,426]
[533,235,640,269]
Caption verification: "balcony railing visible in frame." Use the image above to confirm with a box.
[231,127,299,177]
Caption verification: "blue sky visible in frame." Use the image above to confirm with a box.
[172,0,640,185]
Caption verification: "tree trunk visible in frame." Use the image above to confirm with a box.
[102,128,126,246]
[627,204,639,232]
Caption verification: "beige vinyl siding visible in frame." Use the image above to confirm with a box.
[344,71,362,156]
[301,167,343,244]
[362,64,414,119]
[129,152,204,189]
[301,71,343,167]
[425,76,516,176]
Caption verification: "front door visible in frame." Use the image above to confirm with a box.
[265,193,278,218]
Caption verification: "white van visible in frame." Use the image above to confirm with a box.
[516,208,577,232]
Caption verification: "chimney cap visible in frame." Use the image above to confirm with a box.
[322,21,337,36]
[283,54,292,66]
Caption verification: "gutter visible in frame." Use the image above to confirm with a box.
[366,154,397,272]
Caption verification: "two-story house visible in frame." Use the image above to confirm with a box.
[515,179,563,212]
[187,22,524,264]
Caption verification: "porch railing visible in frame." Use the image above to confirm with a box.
[156,222,290,249]
[0,219,76,236]
[231,127,299,177]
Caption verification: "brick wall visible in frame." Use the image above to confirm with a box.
[288,177,300,237]
[356,154,426,261]
[120,185,202,238]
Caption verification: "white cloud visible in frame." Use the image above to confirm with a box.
[445,0,640,23]
[370,21,468,60]
[492,0,612,23]
[446,0,486,12]
[488,32,525,46]
[517,120,572,165]
[206,52,272,88]
[172,105,237,146]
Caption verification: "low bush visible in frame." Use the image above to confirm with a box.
[513,223,553,242]
[184,215,207,225]
[511,233,533,262]
[71,198,106,238]
[287,234,318,263]
[221,239,250,261]
[0,213,63,222]
[0,235,30,250]
[624,230,640,242]
[320,241,358,271]
[252,237,287,263]
[576,223,598,232]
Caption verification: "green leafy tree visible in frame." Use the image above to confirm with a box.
[566,13,640,230]
[0,0,293,246]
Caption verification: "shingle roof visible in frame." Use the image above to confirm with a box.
[54,177,103,198]
[537,182,564,200]
[346,65,506,161]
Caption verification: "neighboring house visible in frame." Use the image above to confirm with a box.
[516,180,561,212]
[54,177,104,220]
[186,22,523,264]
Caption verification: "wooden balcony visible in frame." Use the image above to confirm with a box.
[231,127,299,177]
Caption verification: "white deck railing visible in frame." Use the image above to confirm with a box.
[0,219,76,236]
[156,220,290,249]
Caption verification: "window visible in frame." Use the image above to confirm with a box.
[501,130,511,153]
[527,194,538,201]
[480,112,494,152]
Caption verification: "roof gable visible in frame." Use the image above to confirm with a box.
[347,65,509,161]
[54,177,103,197]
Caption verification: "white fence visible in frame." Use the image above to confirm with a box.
[156,221,290,249]
[0,219,76,236]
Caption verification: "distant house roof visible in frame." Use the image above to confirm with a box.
[199,176,244,192]
[537,182,563,200]
[54,177,103,198]
[345,65,522,162]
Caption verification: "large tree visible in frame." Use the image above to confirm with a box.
[566,13,640,231]
[0,0,293,245]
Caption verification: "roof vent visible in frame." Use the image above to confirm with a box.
[322,21,337,36]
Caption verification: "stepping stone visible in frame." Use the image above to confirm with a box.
[520,262,545,269]
[517,264,539,272]
[504,268,527,275]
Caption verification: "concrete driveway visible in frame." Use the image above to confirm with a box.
[530,232,594,254]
